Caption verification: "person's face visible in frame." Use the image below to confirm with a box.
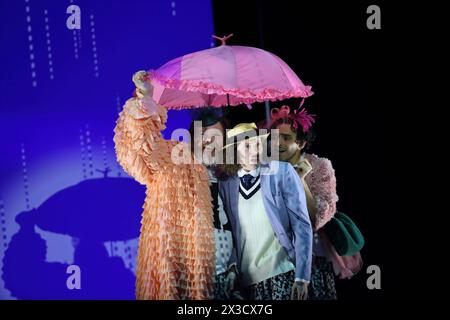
[193,122,224,151]
[276,123,304,161]
[237,138,261,166]
[195,121,224,164]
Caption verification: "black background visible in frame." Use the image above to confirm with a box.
[212,0,432,299]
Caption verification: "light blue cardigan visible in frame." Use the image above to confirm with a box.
[219,161,313,282]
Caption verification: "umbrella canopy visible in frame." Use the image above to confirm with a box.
[147,37,313,109]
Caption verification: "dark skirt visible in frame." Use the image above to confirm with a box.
[309,256,337,300]
[214,272,228,300]
[215,256,337,300]
[243,270,295,300]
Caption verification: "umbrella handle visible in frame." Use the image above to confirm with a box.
[212,34,234,46]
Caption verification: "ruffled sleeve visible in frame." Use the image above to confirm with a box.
[305,154,339,230]
[113,95,173,185]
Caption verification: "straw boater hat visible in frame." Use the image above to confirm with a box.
[223,122,270,149]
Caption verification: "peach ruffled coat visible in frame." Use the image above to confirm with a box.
[113,95,215,299]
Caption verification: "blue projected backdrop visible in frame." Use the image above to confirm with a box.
[0,0,214,299]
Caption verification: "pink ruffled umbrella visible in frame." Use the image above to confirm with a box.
[146,34,313,109]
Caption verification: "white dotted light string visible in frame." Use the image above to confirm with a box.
[84,125,94,177]
[77,29,82,49]
[75,3,82,52]
[73,30,79,59]
[171,1,176,16]
[73,26,79,59]
[100,136,110,176]
[43,10,54,80]
[116,95,122,116]
[25,0,37,87]
[69,0,79,59]
[0,199,7,249]
[79,128,87,179]
[20,143,31,210]
[90,14,99,78]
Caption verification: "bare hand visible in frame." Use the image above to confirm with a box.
[296,158,313,179]
[224,269,238,299]
[291,281,308,300]
[132,70,153,98]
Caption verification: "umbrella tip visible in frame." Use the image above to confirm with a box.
[212,34,234,46]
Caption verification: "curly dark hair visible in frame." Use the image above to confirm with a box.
[187,108,229,154]
[269,117,316,151]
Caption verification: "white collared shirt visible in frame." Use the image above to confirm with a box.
[237,166,261,179]
[236,164,309,284]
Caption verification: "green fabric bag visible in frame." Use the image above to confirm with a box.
[322,212,365,256]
